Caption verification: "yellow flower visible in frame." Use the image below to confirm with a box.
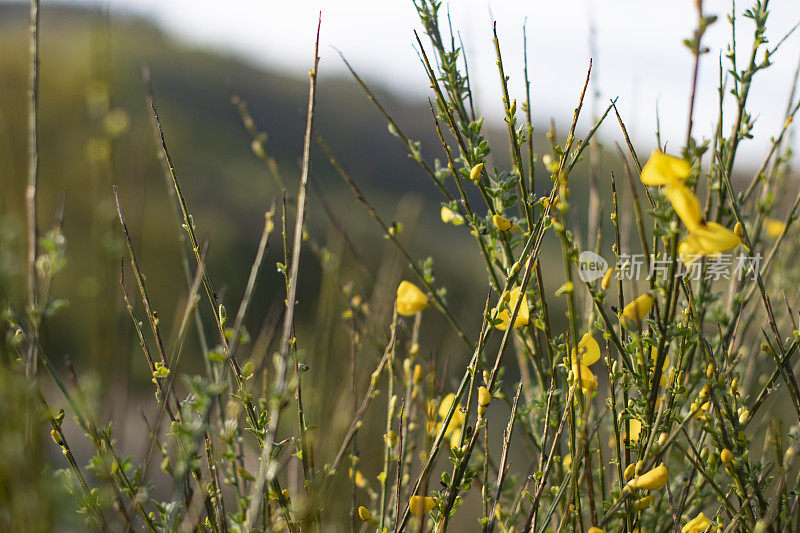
[492,214,512,231]
[492,214,520,232]
[681,512,711,533]
[632,495,651,512]
[629,463,668,490]
[574,333,600,366]
[440,206,464,225]
[679,222,740,265]
[409,495,436,516]
[437,393,465,437]
[492,286,530,330]
[425,400,438,435]
[621,293,654,330]
[627,417,642,443]
[358,506,375,524]
[587,528,605,533]
[449,427,462,451]
[766,218,786,238]
[413,364,423,385]
[572,363,597,396]
[640,150,692,186]
[691,400,711,420]
[477,386,491,416]
[396,281,432,316]
[664,183,704,231]
[469,162,484,182]
[694,221,740,253]
[677,232,705,265]
[349,468,368,488]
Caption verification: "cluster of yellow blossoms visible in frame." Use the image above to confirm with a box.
[641,150,740,263]
[390,151,761,529]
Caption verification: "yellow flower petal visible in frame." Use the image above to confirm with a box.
[449,427,462,450]
[413,364,423,385]
[678,232,705,265]
[627,418,642,442]
[573,363,597,396]
[492,286,530,330]
[766,218,786,238]
[624,463,636,481]
[681,512,711,533]
[575,333,601,366]
[587,528,605,533]
[396,281,432,316]
[491,214,520,231]
[349,468,368,488]
[441,206,464,225]
[664,184,704,231]
[633,495,651,512]
[409,495,436,516]
[630,463,668,490]
[437,393,456,419]
[640,150,692,186]
[492,214,513,231]
[437,393,465,435]
[441,205,454,223]
[621,293,654,329]
[692,221,740,255]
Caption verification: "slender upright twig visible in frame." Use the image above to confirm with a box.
[24,0,40,379]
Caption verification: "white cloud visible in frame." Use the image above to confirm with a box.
[48,0,800,164]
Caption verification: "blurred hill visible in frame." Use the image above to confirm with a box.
[0,3,510,386]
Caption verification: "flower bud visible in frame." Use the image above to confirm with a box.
[413,365,423,386]
[738,409,750,425]
[624,463,636,481]
[469,163,484,182]
[734,221,744,239]
[720,448,734,466]
[358,506,374,523]
[601,268,614,290]
[633,495,651,512]
[629,463,668,490]
[478,386,491,417]
[409,495,436,516]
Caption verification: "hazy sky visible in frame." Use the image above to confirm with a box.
[51,1,800,164]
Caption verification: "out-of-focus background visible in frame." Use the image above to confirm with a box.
[2,1,800,527]
[3,0,799,369]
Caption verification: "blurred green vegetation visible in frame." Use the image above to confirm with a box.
[0,3,498,381]
[0,6,610,527]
